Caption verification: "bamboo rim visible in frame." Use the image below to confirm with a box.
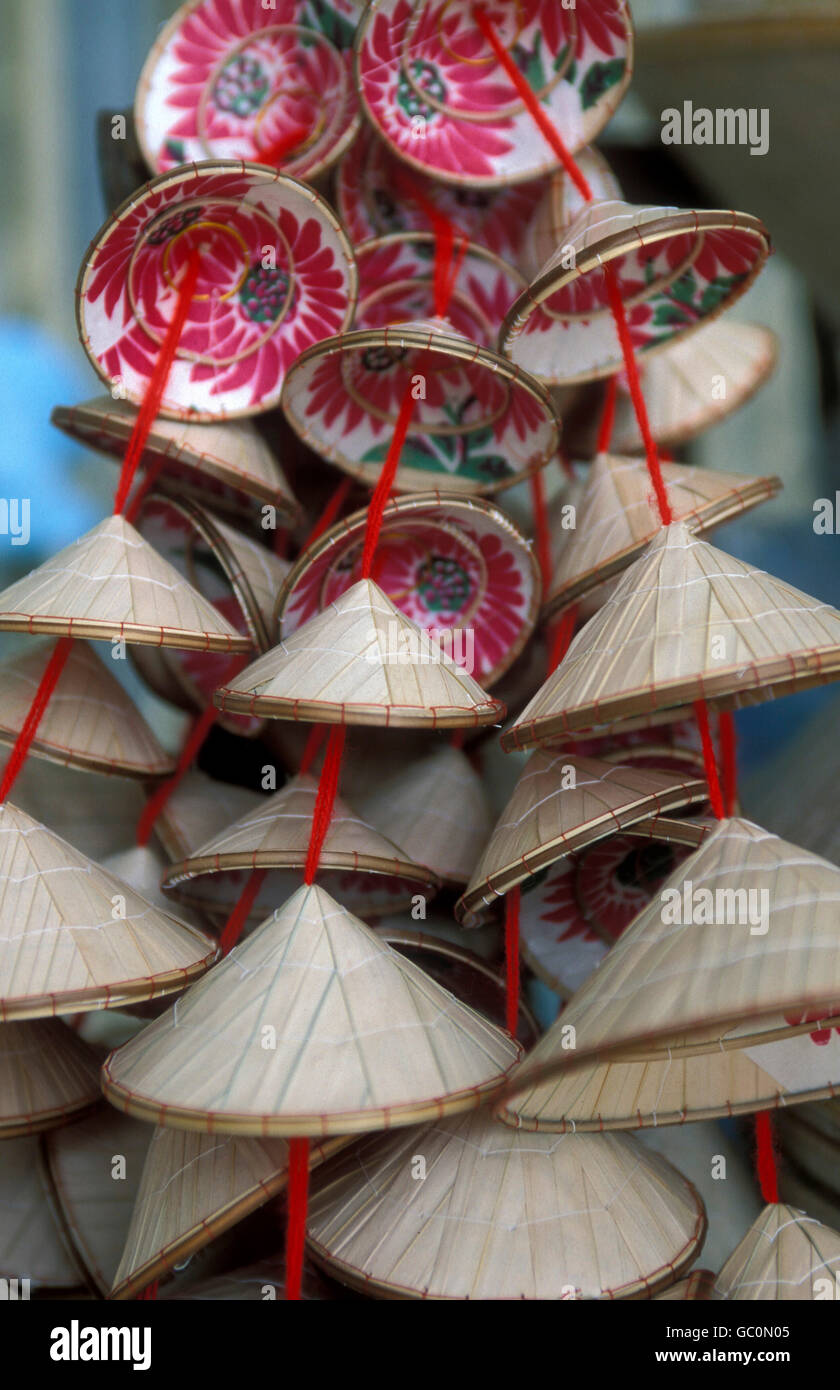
[215,689,505,729]
[0,1021,102,1139]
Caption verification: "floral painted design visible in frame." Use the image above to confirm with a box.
[576,835,690,941]
[357,0,631,185]
[784,1008,840,1047]
[136,0,361,180]
[520,857,607,997]
[280,500,536,684]
[78,166,355,419]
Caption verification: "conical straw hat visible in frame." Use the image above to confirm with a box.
[41,1106,152,1297]
[503,522,840,749]
[714,1204,840,1301]
[356,746,493,886]
[102,845,211,935]
[102,882,520,1137]
[280,317,558,498]
[110,1126,345,1300]
[501,199,770,384]
[152,770,263,863]
[456,751,706,922]
[306,1113,705,1300]
[51,396,301,523]
[497,818,840,1123]
[0,802,217,1020]
[0,756,147,864]
[654,1270,715,1301]
[216,579,505,728]
[0,1019,101,1139]
[0,515,251,653]
[0,639,175,779]
[542,452,781,620]
[161,773,439,916]
[0,1136,81,1289]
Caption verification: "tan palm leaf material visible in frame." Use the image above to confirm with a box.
[0,1019,101,1138]
[0,515,252,652]
[215,579,505,729]
[110,1126,343,1299]
[102,845,211,934]
[305,1113,706,1300]
[102,883,520,1137]
[654,1269,715,1301]
[0,803,218,1020]
[0,639,175,779]
[152,771,264,863]
[456,751,706,922]
[0,1136,81,1288]
[41,1106,152,1296]
[714,1204,840,1300]
[503,522,840,749]
[543,452,781,620]
[497,818,840,1128]
[0,756,147,864]
[355,745,493,886]
[51,396,301,523]
[161,773,439,914]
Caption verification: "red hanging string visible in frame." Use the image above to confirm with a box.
[285,1137,311,1300]
[754,1111,780,1203]
[219,867,268,956]
[693,699,725,821]
[529,470,552,592]
[359,380,418,580]
[596,375,619,454]
[547,604,578,675]
[304,726,346,884]
[136,701,217,847]
[113,248,203,517]
[301,476,353,551]
[138,1280,159,1301]
[299,723,327,778]
[504,885,521,1038]
[0,638,74,804]
[719,710,738,816]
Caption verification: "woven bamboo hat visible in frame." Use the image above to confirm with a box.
[355,1,634,189]
[714,1204,840,1301]
[161,772,439,922]
[456,751,706,922]
[0,515,251,653]
[0,803,218,1020]
[0,638,175,779]
[102,882,520,1136]
[41,1106,152,1297]
[76,162,357,420]
[51,397,301,525]
[306,1112,705,1300]
[110,1126,345,1299]
[281,315,558,498]
[497,818,840,1128]
[135,0,362,182]
[0,1137,81,1289]
[542,453,781,621]
[0,1019,101,1139]
[501,200,770,385]
[276,491,540,688]
[0,756,147,864]
[216,579,505,729]
[503,522,840,750]
[355,745,492,887]
[152,771,264,863]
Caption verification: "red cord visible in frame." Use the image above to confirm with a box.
[359,381,418,579]
[596,375,618,454]
[0,638,74,804]
[693,699,725,821]
[303,726,346,884]
[754,1111,779,1203]
[719,710,737,816]
[285,1137,311,1300]
[504,885,521,1038]
[301,477,353,551]
[548,604,578,675]
[136,701,218,847]
[138,1280,159,1301]
[219,867,268,956]
[529,470,552,592]
[299,723,327,777]
[113,248,202,517]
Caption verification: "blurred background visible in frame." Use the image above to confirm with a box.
[0,0,838,779]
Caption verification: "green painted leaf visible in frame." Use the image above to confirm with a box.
[669,271,698,306]
[304,0,356,49]
[580,58,625,110]
[165,139,185,162]
[651,303,692,328]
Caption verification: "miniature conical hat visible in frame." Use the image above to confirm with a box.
[456,751,706,922]
[0,803,217,1020]
[355,746,493,886]
[0,1019,101,1138]
[161,772,439,904]
[51,397,301,522]
[501,199,769,384]
[496,818,840,1121]
[152,771,263,863]
[0,1136,80,1288]
[0,639,175,779]
[306,1113,705,1301]
[41,1106,152,1296]
[110,1126,345,1299]
[102,882,520,1136]
[216,579,505,728]
[609,321,778,453]
[0,515,251,652]
[0,756,147,863]
[503,522,840,749]
[714,1204,840,1301]
[543,453,781,619]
